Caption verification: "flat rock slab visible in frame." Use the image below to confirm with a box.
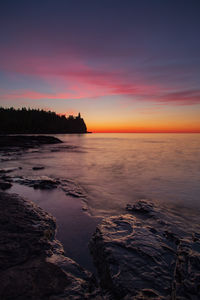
[90,200,200,299]
[16,176,60,190]
[0,135,62,148]
[15,176,86,198]
[0,192,101,299]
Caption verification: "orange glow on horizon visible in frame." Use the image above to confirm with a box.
[87,124,200,133]
[86,113,200,133]
[91,129,200,133]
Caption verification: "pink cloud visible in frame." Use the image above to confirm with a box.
[0,48,200,106]
[159,90,200,105]
[0,89,91,100]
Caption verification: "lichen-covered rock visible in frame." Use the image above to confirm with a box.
[90,200,200,299]
[0,192,101,300]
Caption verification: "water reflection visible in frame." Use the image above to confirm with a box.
[2,133,200,217]
[9,183,100,272]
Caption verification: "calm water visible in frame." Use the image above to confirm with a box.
[8,133,200,213]
[3,133,200,270]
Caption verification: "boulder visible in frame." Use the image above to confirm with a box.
[90,200,200,299]
[0,192,101,299]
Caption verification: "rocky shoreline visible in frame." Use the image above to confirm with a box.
[0,135,200,299]
[90,200,200,299]
[1,191,200,299]
[0,135,62,149]
[0,192,101,299]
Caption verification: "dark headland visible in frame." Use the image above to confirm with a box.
[0,107,88,134]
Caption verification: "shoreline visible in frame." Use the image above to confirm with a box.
[1,135,200,299]
[0,134,100,272]
[9,182,100,273]
[1,190,200,299]
[0,191,101,299]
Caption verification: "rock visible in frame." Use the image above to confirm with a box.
[174,238,200,299]
[0,180,12,190]
[126,199,154,215]
[16,176,87,198]
[0,135,62,149]
[90,200,200,299]
[32,166,45,170]
[0,174,13,182]
[16,176,60,190]
[0,167,20,173]
[0,192,101,299]
[61,179,86,198]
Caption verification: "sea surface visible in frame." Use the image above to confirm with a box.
[2,133,200,270]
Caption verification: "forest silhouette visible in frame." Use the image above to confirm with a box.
[0,107,87,134]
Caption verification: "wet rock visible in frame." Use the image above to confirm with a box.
[32,166,45,171]
[0,167,20,173]
[90,200,200,299]
[126,199,155,215]
[0,192,101,299]
[0,135,62,149]
[0,174,13,182]
[0,180,12,190]
[0,157,12,162]
[174,238,200,299]
[61,179,86,198]
[16,176,60,190]
[15,176,87,199]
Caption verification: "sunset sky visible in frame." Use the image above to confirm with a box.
[0,0,200,132]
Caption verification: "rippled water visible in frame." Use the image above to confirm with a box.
[2,133,200,270]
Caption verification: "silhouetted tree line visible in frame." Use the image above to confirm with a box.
[0,107,87,134]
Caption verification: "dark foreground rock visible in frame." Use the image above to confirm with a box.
[0,192,101,300]
[90,200,200,300]
[2,190,199,300]
[0,135,62,149]
[0,180,12,190]
[0,174,13,191]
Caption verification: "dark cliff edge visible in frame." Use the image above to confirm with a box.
[0,108,88,134]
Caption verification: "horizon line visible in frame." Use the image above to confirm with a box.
[91,131,200,134]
